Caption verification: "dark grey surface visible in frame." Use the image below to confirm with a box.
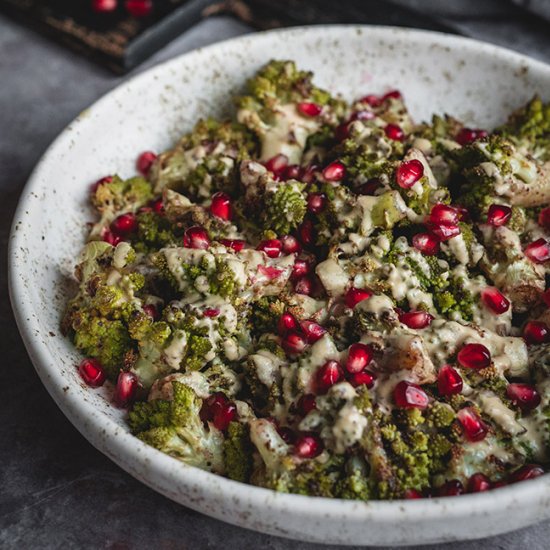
[2,10,550,550]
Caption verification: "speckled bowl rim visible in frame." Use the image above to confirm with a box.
[8,25,550,544]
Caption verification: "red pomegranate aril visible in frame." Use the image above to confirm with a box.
[90,175,113,194]
[300,320,327,343]
[523,321,550,345]
[277,426,296,444]
[301,164,318,184]
[323,161,346,182]
[125,0,153,17]
[384,123,405,141]
[457,407,488,442]
[295,276,313,296]
[307,193,327,214]
[428,223,461,241]
[212,400,237,432]
[292,259,311,279]
[429,203,459,226]
[492,481,507,489]
[294,433,323,458]
[457,343,491,369]
[487,204,512,227]
[297,394,317,415]
[510,464,544,483]
[113,371,138,408]
[456,127,487,146]
[439,479,464,497]
[203,308,220,318]
[282,330,308,356]
[278,312,299,335]
[468,473,491,493]
[525,238,550,263]
[346,343,374,373]
[538,207,550,230]
[383,89,402,101]
[221,238,246,252]
[183,226,210,249]
[281,234,301,255]
[78,358,106,387]
[454,205,470,221]
[542,288,550,308]
[111,213,138,235]
[256,238,282,258]
[297,102,323,117]
[345,287,371,309]
[264,154,289,178]
[506,383,541,412]
[151,197,164,213]
[136,150,156,175]
[297,219,316,247]
[396,159,424,188]
[361,94,381,107]
[200,392,226,422]
[403,489,423,499]
[357,178,380,196]
[102,229,122,246]
[349,370,376,388]
[481,287,510,315]
[316,360,344,394]
[437,365,463,396]
[412,232,440,256]
[335,122,351,142]
[393,381,429,409]
[399,310,434,329]
[283,164,301,180]
[92,0,118,12]
[210,191,232,221]
[143,303,160,321]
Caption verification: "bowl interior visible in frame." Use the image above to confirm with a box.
[9,25,550,546]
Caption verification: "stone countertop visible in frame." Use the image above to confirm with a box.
[1,10,550,550]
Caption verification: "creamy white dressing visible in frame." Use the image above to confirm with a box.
[163,329,188,370]
[476,390,525,436]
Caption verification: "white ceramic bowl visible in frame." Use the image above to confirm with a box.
[9,25,550,546]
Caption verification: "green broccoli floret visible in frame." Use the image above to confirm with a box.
[185,334,213,371]
[248,296,286,336]
[434,275,475,321]
[497,96,550,160]
[336,456,371,500]
[208,259,238,300]
[134,211,176,252]
[224,421,254,482]
[92,175,153,217]
[425,402,456,429]
[129,382,225,473]
[262,181,307,235]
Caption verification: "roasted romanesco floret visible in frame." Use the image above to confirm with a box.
[263,181,307,235]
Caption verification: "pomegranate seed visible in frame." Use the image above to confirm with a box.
[357,178,380,196]
[212,401,237,431]
[487,204,512,227]
[345,287,371,309]
[277,426,296,444]
[396,159,424,188]
[102,229,122,246]
[382,89,402,100]
[301,164,318,184]
[264,154,288,179]
[258,265,283,281]
[280,234,301,255]
[294,433,323,458]
[428,223,461,241]
[525,238,550,263]
[297,102,322,117]
[136,151,156,175]
[142,304,160,321]
[183,226,210,249]
[111,213,138,235]
[523,321,550,345]
[294,276,313,296]
[297,219,316,247]
[412,232,440,256]
[278,312,299,335]
[542,288,550,307]
[113,371,138,408]
[457,407,488,442]
[151,198,164,213]
[361,94,381,107]
[92,0,118,12]
[125,0,153,17]
[316,360,344,394]
[283,164,301,180]
[510,464,544,482]
[323,161,346,182]
[282,331,308,356]
[348,370,376,388]
[439,480,464,497]
[399,310,433,329]
[468,473,491,493]
[256,239,282,258]
[221,238,246,252]
[335,122,351,142]
[345,343,374,373]
[507,383,541,412]
[307,193,327,214]
[210,191,232,221]
[538,207,550,230]
[429,203,459,226]
[456,128,487,146]
[481,287,510,315]
[78,358,106,387]
[384,123,405,141]
[351,110,376,121]
[403,489,423,499]
[291,259,311,279]
[437,365,463,396]
[297,394,317,415]
[203,308,220,318]
[300,320,327,343]
[91,175,113,194]
[457,343,491,369]
[200,392,225,422]
[393,381,429,409]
